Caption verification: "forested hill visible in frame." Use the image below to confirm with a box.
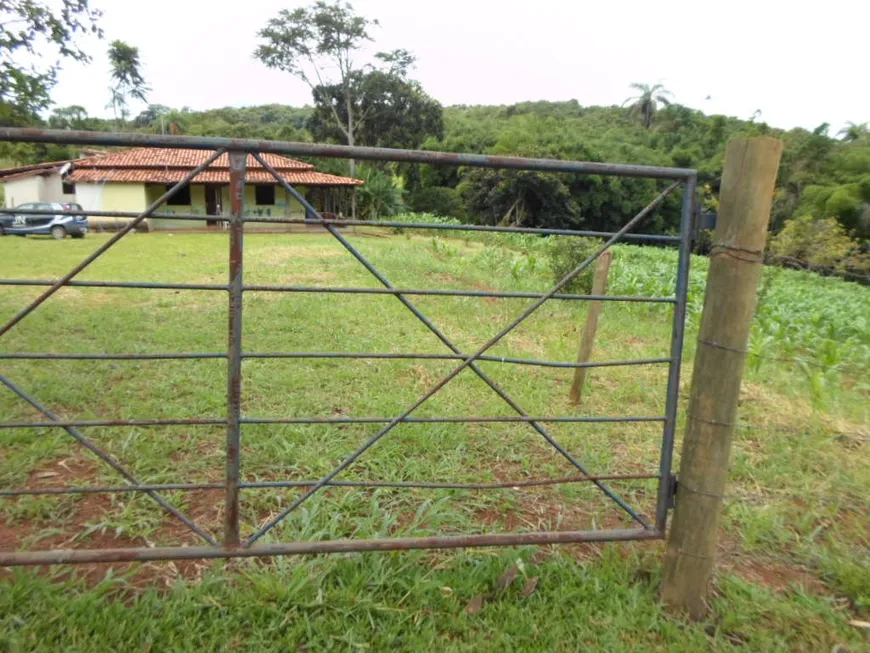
[3,100,869,274]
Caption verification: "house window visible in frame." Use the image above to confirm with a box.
[165,184,192,206]
[255,185,275,205]
[62,182,75,195]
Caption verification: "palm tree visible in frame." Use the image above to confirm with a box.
[837,122,868,142]
[623,83,673,129]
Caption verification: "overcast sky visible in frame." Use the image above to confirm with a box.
[51,0,868,134]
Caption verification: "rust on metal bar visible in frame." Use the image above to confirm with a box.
[0,418,226,428]
[224,150,246,548]
[1,472,659,496]
[0,528,663,566]
[0,279,227,291]
[0,127,694,180]
[0,207,682,242]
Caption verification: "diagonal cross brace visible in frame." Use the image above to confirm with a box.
[0,149,227,339]
[254,154,677,537]
[247,163,678,544]
[0,374,216,545]
[0,150,227,545]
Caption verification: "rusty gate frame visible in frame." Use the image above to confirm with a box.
[0,129,697,565]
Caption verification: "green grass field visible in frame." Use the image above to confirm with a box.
[0,230,867,651]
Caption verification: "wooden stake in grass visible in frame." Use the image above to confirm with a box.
[661,136,783,619]
[569,250,613,404]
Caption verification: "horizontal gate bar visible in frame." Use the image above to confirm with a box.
[0,127,694,180]
[0,528,663,566]
[0,418,227,428]
[244,285,677,303]
[0,279,227,291]
[242,416,666,425]
[0,351,671,369]
[241,216,684,242]
[0,472,659,496]
[0,415,665,429]
[1,208,680,243]
[240,353,672,369]
[0,278,673,303]
[0,352,229,360]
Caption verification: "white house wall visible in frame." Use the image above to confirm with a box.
[75,183,104,212]
[2,172,75,207]
[41,174,76,203]
[3,176,44,207]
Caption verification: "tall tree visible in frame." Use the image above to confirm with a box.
[307,68,443,149]
[0,0,102,125]
[254,1,416,215]
[837,122,869,142]
[623,83,673,129]
[106,40,148,125]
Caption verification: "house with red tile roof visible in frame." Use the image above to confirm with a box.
[0,148,362,230]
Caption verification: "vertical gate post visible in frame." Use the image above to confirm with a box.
[661,137,783,618]
[569,250,613,404]
[225,151,247,547]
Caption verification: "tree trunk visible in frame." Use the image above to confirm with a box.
[346,91,357,220]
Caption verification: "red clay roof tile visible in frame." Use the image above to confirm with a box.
[66,168,363,186]
[75,148,315,171]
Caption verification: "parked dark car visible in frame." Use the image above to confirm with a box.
[0,202,88,239]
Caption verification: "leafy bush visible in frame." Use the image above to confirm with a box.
[824,188,862,227]
[408,186,464,219]
[769,215,868,272]
[543,236,604,293]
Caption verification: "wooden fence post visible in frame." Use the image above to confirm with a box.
[660,137,783,618]
[569,251,613,404]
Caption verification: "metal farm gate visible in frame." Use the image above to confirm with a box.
[0,129,696,565]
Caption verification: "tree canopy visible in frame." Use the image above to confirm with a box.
[0,0,102,125]
[307,69,443,149]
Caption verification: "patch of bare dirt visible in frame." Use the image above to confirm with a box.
[425,271,465,285]
[726,557,828,594]
[715,533,829,595]
[1,457,220,588]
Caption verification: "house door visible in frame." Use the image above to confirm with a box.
[205,184,221,226]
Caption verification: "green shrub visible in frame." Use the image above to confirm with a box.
[769,215,862,271]
[408,186,464,219]
[824,187,862,226]
[543,236,603,293]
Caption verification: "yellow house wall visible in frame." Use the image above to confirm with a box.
[243,185,306,220]
[101,183,148,212]
[148,183,307,230]
[146,184,210,230]
[76,182,148,230]
[76,181,311,231]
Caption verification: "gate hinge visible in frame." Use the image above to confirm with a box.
[666,473,679,510]
[692,210,717,241]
